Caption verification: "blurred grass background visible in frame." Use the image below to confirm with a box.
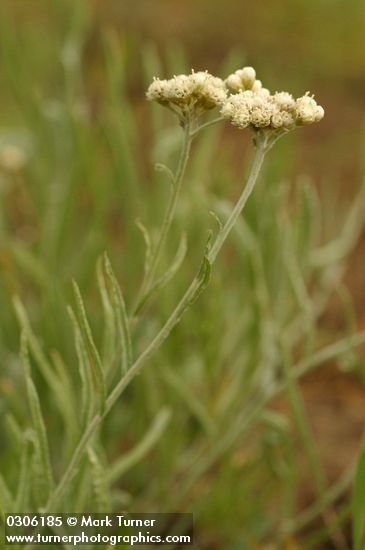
[1,1,365,548]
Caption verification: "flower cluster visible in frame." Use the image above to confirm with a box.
[146,66,324,133]
[221,88,324,130]
[146,71,227,120]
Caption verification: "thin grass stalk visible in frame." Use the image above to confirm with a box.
[281,345,349,550]
[172,330,365,507]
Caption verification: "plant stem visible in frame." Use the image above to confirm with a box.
[137,121,192,301]
[190,116,224,137]
[208,137,267,262]
[33,140,267,526]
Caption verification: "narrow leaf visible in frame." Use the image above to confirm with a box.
[16,438,31,511]
[104,254,133,374]
[68,305,95,426]
[72,281,106,414]
[135,219,153,276]
[51,351,79,457]
[154,162,175,186]
[134,233,187,315]
[209,210,223,233]
[13,297,60,393]
[20,332,54,503]
[97,256,116,369]
[108,408,171,483]
[13,298,77,444]
[87,446,111,512]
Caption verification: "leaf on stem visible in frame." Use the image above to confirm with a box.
[191,231,213,302]
[135,219,153,276]
[13,297,60,393]
[87,446,111,512]
[97,256,117,369]
[68,305,97,426]
[134,232,187,315]
[108,407,171,484]
[104,254,133,374]
[209,210,223,233]
[14,298,77,440]
[154,162,175,187]
[20,332,54,505]
[72,281,106,414]
[15,437,31,511]
[50,351,79,457]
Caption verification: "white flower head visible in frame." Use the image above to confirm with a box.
[146,70,227,122]
[221,89,277,130]
[221,68,324,137]
[221,93,251,129]
[296,92,325,124]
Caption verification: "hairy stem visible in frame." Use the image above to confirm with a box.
[190,116,224,137]
[208,136,267,262]
[136,121,192,304]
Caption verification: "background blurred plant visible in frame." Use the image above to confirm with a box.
[1,2,365,549]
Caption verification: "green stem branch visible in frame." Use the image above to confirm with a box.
[137,121,192,302]
[190,116,224,137]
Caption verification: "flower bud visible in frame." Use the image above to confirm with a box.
[240,67,256,89]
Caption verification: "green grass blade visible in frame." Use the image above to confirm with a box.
[0,473,14,515]
[10,240,50,291]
